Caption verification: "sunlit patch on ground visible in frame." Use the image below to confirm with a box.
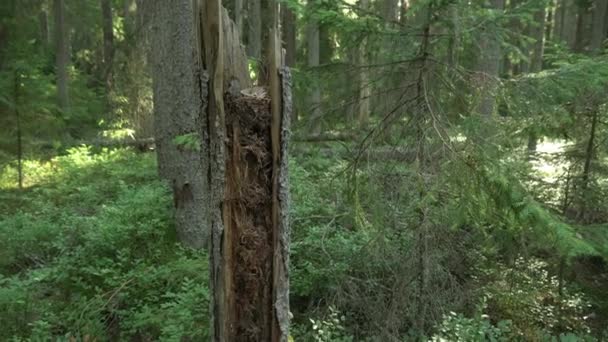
[529,139,571,206]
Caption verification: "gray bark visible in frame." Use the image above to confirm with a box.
[53,0,69,111]
[575,4,592,52]
[358,0,371,127]
[101,0,114,88]
[148,2,290,339]
[527,5,546,153]
[382,0,399,22]
[247,0,262,59]
[234,0,243,36]
[38,7,50,48]
[306,0,322,133]
[474,0,504,117]
[563,0,578,48]
[148,0,209,248]
[281,5,296,68]
[590,0,608,52]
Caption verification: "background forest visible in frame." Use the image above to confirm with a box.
[1,0,608,340]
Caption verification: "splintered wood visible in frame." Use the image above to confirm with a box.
[223,91,274,341]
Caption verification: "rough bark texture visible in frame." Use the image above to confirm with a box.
[38,8,50,48]
[474,0,504,117]
[281,5,297,68]
[204,1,291,341]
[590,0,608,52]
[306,0,322,133]
[149,0,209,249]
[149,1,290,338]
[53,0,69,111]
[234,0,243,35]
[575,4,592,52]
[247,0,262,59]
[101,0,114,88]
[562,0,578,48]
[527,6,546,153]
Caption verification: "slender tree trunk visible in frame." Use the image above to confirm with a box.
[38,6,50,48]
[234,0,243,35]
[474,0,505,118]
[53,0,69,111]
[281,5,296,68]
[553,0,564,42]
[527,5,546,154]
[574,3,591,52]
[306,0,322,133]
[358,0,371,128]
[101,0,114,89]
[14,70,23,190]
[281,4,297,124]
[247,0,262,60]
[579,110,598,220]
[562,0,578,48]
[590,0,608,52]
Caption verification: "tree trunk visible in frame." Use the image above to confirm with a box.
[590,0,608,52]
[149,0,291,339]
[357,0,371,128]
[574,3,591,52]
[579,110,598,221]
[527,5,546,154]
[101,0,114,89]
[306,0,322,134]
[234,0,243,35]
[281,4,296,68]
[247,0,262,60]
[148,0,210,248]
[53,0,69,111]
[14,70,23,190]
[38,6,50,48]
[474,0,504,117]
[553,0,564,42]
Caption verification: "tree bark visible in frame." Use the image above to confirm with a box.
[148,0,210,248]
[590,0,608,52]
[14,70,23,190]
[53,0,69,111]
[574,3,592,52]
[281,4,296,68]
[560,0,578,48]
[38,6,50,48]
[247,0,262,60]
[149,0,290,339]
[234,0,243,35]
[579,110,598,221]
[306,0,322,133]
[101,0,114,89]
[527,5,546,153]
[203,0,291,340]
[474,0,504,117]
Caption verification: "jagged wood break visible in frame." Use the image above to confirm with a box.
[200,0,291,341]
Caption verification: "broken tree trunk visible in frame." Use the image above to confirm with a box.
[149,0,290,337]
[148,0,251,249]
[201,0,291,341]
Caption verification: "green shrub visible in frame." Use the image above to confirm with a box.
[0,148,209,340]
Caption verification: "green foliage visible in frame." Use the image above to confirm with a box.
[431,312,513,342]
[172,133,201,152]
[482,257,592,339]
[0,148,209,340]
[303,307,353,342]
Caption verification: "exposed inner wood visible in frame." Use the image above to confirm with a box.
[224,91,275,341]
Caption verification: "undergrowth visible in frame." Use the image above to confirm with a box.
[1,147,607,340]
